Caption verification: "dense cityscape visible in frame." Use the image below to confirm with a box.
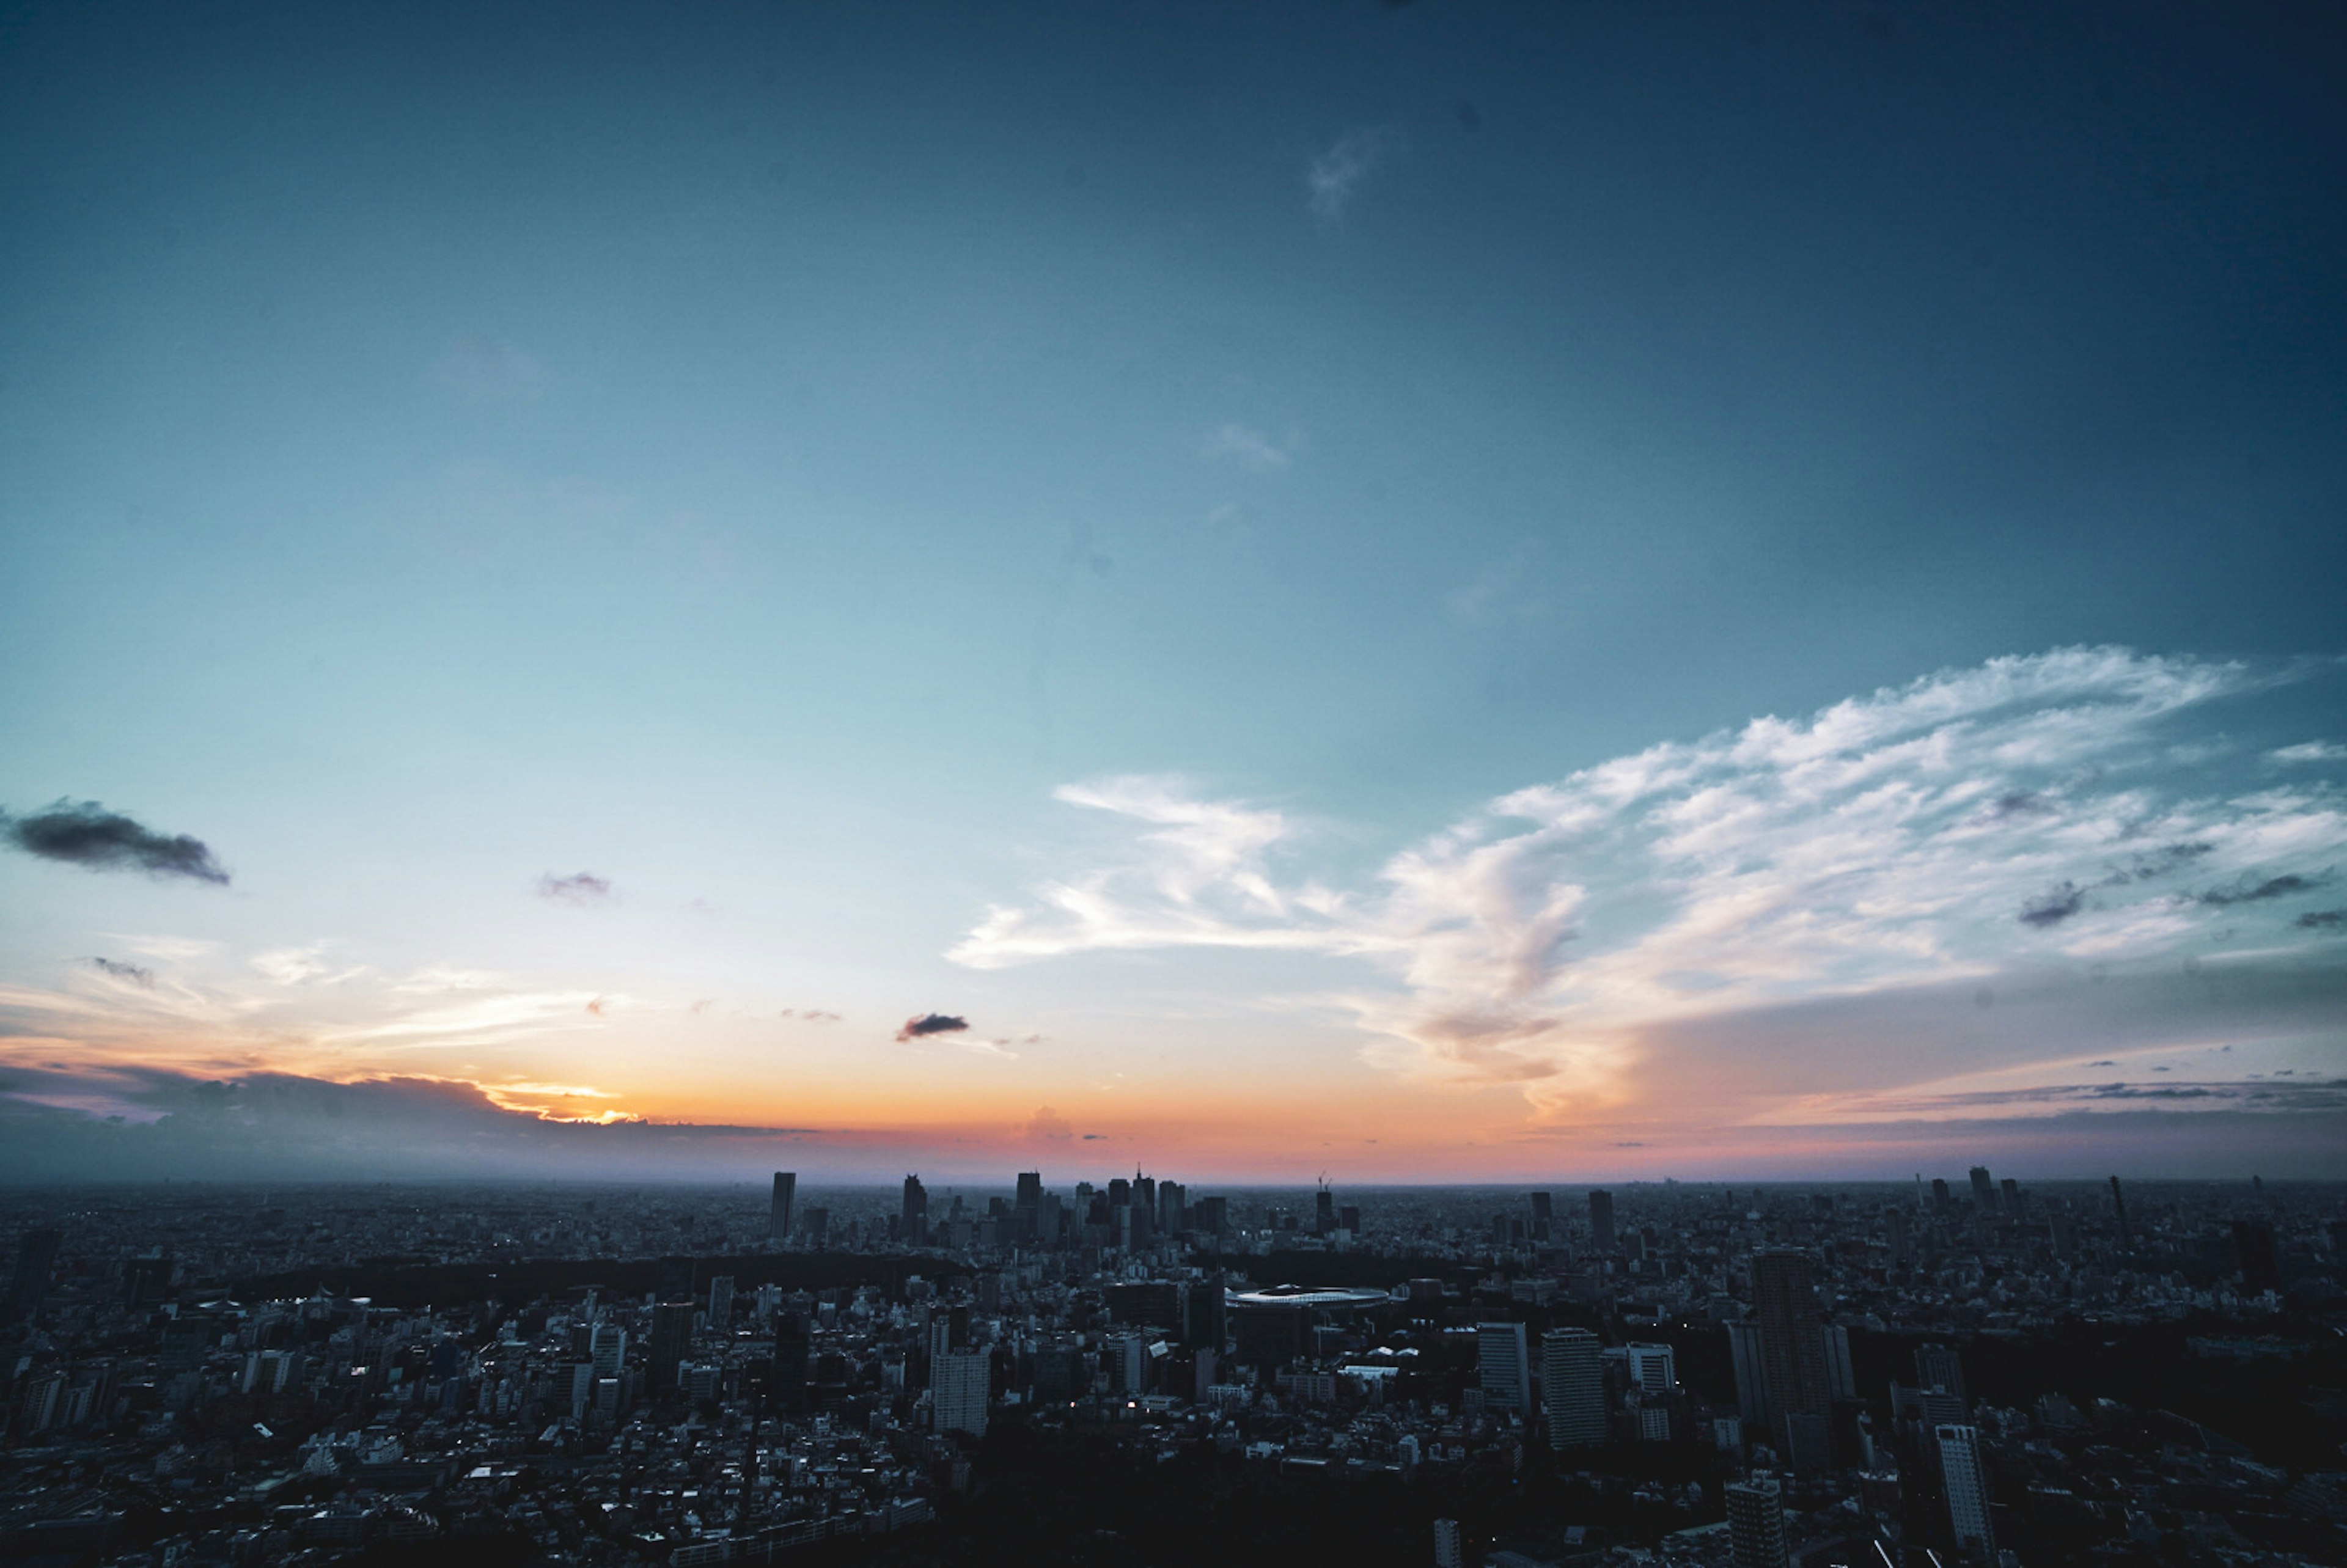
[2,1169,2342,1567]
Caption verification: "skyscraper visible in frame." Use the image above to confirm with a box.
[1541,1327,1605,1448]
[2232,1219,2282,1295]
[902,1174,928,1245]
[768,1173,795,1244]
[1934,1423,1995,1559]
[1476,1321,1532,1414]
[1968,1166,1997,1213]
[2109,1174,2131,1250]
[933,1347,990,1437]
[1624,1341,1677,1396]
[1914,1343,1966,1406]
[1727,1319,1771,1429]
[649,1301,694,1391]
[1314,1183,1335,1237]
[1529,1190,1554,1241]
[1751,1250,1834,1422]
[1589,1189,1616,1253]
[1014,1171,1042,1242]
[6,1228,61,1323]
[772,1311,810,1414]
[1724,1474,1791,1568]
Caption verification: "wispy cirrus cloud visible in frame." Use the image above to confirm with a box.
[1307,127,1390,222]
[1202,422,1295,471]
[953,648,2347,1117]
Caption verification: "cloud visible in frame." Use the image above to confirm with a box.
[537,872,612,905]
[689,998,714,1014]
[2,801,229,885]
[781,1008,842,1022]
[584,995,610,1017]
[2192,873,2323,907]
[1202,423,1293,471]
[2271,741,2345,763]
[896,1013,969,1041]
[2019,882,2085,928]
[953,648,2347,1116]
[1307,128,1389,221]
[1026,1107,1073,1142]
[2299,909,2347,931]
[85,958,155,987]
[432,337,543,401]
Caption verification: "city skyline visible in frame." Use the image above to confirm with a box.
[4,2,2345,1184]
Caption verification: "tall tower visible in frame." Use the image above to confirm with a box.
[1967,1167,1997,1213]
[1724,1475,1791,1568]
[1934,1423,1995,1559]
[1751,1250,1832,1421]
[768,1173,796,1244]
[902,1174,929,1244]
[1315,1180,1336,1237]
[1475,1321,1532,1414]
[1588,1189,1616,1253]
[1015,1171,1043,1241]
[933,1347,991,1437]
[1541,1327,1605,1448]
[2109,1174,2131,1250]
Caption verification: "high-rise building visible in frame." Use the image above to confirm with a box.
[1433,1517,1464,1568]
[933,1347,990,1437]
[1724,1474,1791,1568]
[1529,1190,1554,1241]
[1194,1195,1228,1236]
[707,1275,735,1327]
[1822,1323,1856,1402]
[799,1205,829,1246]
[7,1228,62,1322]
[2232,1219,2282,1295]
[1315,1184,1336,1237]
[1589,1189,1616,1253]
[1967,1166,1997,1213]
[589,1323,628,1378]
[1014,1171,1042,1242]
[1625,1341,1677,1396]
[773,1313,810,1413]
[1541,1327,1605,1447]
[2109,1174,2131,1249]
[1159,1180,1186,1234]
[1477,1321,1532,1414]
[1999,1177,2021,1215]
[1914,1343,1966,1405]
[1727,1320,1771,1429]
[1750,1250,1833,1421]
[768,1173,795,1244]
[1934,1423,1994,1559]
[650,1301,694,1390]
[902,1174,928,1245]
[1185,1275,1227,1351]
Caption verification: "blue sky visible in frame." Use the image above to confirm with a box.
[1,1,2342,1181]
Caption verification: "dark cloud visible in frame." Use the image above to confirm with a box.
[2121,841,2214,881]
[2298,909,2347,930]
[2018,881,2084,927]
[85,956,155,986]
[896,1012,969,1042]
[584,996,609,1016]
[1614,1140,1648,1148]
[1984,790,2055,821]
[2194,873,2322,908]
[2,800,228,885]
[537,872,612,904]
[1081,1133,1105,1140]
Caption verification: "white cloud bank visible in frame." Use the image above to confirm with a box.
[952,649,2346,1116]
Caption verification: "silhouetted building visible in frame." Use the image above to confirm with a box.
[902,1175,928,1245]
[2109,1174,2131,1249]
[1185,1275,1227,1350]
[1728,1319,1771,1429]
[1589,1189,1616,1253]
[773,1313,810,1414]
[7,1228,61,1322]
[1915,1343,1967,1406]
[1752,1250,1833,1424]
[650,1301,694,1390]
[1968,1166,1997,1213]
[1529,1190,1553,1241]
[768,1173,795,1243]
[2233,1218,2282,1295]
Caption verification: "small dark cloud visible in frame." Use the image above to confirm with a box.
[1986,790,2055,821]
[86,956,155,987]
[2,800,229,885]
[2298,909,2347,930]
[896,1012,969,1042]
[2194,873,2321,908]
[1614,1140,1648,1148]
[2088,1060,2117,1067]
[2126,841,2214,880]
[2019,882,2084,928]
[537,872,612,905]
[1081,1133,1105,1140]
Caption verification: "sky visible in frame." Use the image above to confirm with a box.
[1,0,2343,1184]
